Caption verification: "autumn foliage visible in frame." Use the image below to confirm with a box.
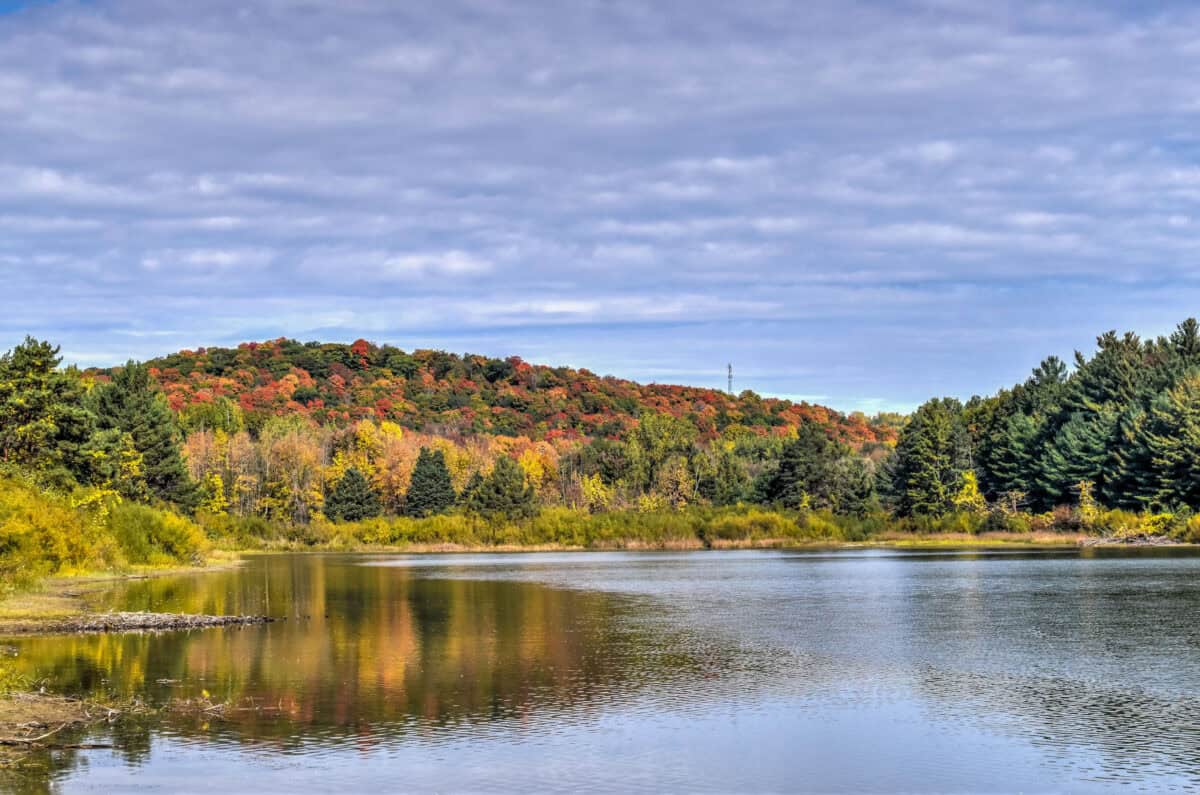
[118,337,894,447]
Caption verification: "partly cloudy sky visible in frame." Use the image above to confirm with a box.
[4,0,1200,411]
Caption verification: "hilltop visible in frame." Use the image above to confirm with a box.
[107,338,898,447]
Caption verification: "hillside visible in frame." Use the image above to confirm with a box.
[106,338,897,447]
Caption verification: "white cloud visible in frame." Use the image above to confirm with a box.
[381,251,492,277]
[912,141,959,164]
[6,0,1200,409]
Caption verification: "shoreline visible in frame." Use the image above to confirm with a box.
[0,530,1183,636]
[0,558,245,637]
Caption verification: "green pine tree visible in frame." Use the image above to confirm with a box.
[830,456,876,517]
[987,412,1041,497]
[761,421,840,510]
[465,456,537,520]
[1036,408,1116,508]
[404,447,456,517]
[325,467,382,521]
[758,420,874,514]
[1140,373,1200,509]
[891,398,969,517]
[460,470,485,504]
[0,337,94,480]
[91,361,197,507]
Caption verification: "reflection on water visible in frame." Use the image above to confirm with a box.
[7,549,1200,791]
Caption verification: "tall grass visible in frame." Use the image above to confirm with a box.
[203,505,909,551]
[201,500,1200,552]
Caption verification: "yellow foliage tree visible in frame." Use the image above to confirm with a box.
[952,471,987,515]
[580,473,613,513]
[199,472,229,516]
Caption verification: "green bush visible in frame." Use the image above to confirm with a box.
[706,508,798,541]
[983,510,1031,534]
[105,501,208,565]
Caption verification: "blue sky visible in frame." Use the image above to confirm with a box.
[4,1,1200,412]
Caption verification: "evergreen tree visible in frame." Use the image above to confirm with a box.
[0,337,94,479]
[760,421,841,510]
[325,467,381,521]
[1024,356,1070,413]
[987,412,1041,497]
[829,455,875,517]
[756,421,875,514]
[1100,406,1156,510]
[891,398,969,517]
[404,447,456,516]
[1036,408,1116,508]
[91,361,196,506]
[1166,319,1200,378]
[874,449,902,513]
[1068,331,1147,409]
[1139,373,1200,509]
[465,456,538,520]
[460,470,485,504]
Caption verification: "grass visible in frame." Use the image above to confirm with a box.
[206,505,1108,554]
[233,528,1095,554]
[866,530,1090,548]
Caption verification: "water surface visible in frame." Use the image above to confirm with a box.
[7,548,1200,792]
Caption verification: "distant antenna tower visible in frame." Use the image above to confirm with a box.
[727,363,733,395]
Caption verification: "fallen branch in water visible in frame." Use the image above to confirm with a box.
[166,696,287,719]
[0,722,70,745]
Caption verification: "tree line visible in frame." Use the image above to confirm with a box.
[8,319,1200,547]
[0,336,889,529]
[886,318,1200,525]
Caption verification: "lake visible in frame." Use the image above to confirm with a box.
[6,548,1200,792]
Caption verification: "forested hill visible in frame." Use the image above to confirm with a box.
[103,338,898,446]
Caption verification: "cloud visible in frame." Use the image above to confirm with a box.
[4,0,1200,411]
[141,248,275,271]
[380,251,492,278]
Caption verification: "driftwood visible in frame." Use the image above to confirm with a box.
[5,611,276,636]
[1080,533,1178,547]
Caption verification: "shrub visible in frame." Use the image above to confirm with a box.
[706,508,798,541]
[0,477,93,587]
[1182,514,1200,543]
[105,502,208,565]
[983,510,1031,534]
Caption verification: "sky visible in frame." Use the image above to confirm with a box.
[4,0,1200,413]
